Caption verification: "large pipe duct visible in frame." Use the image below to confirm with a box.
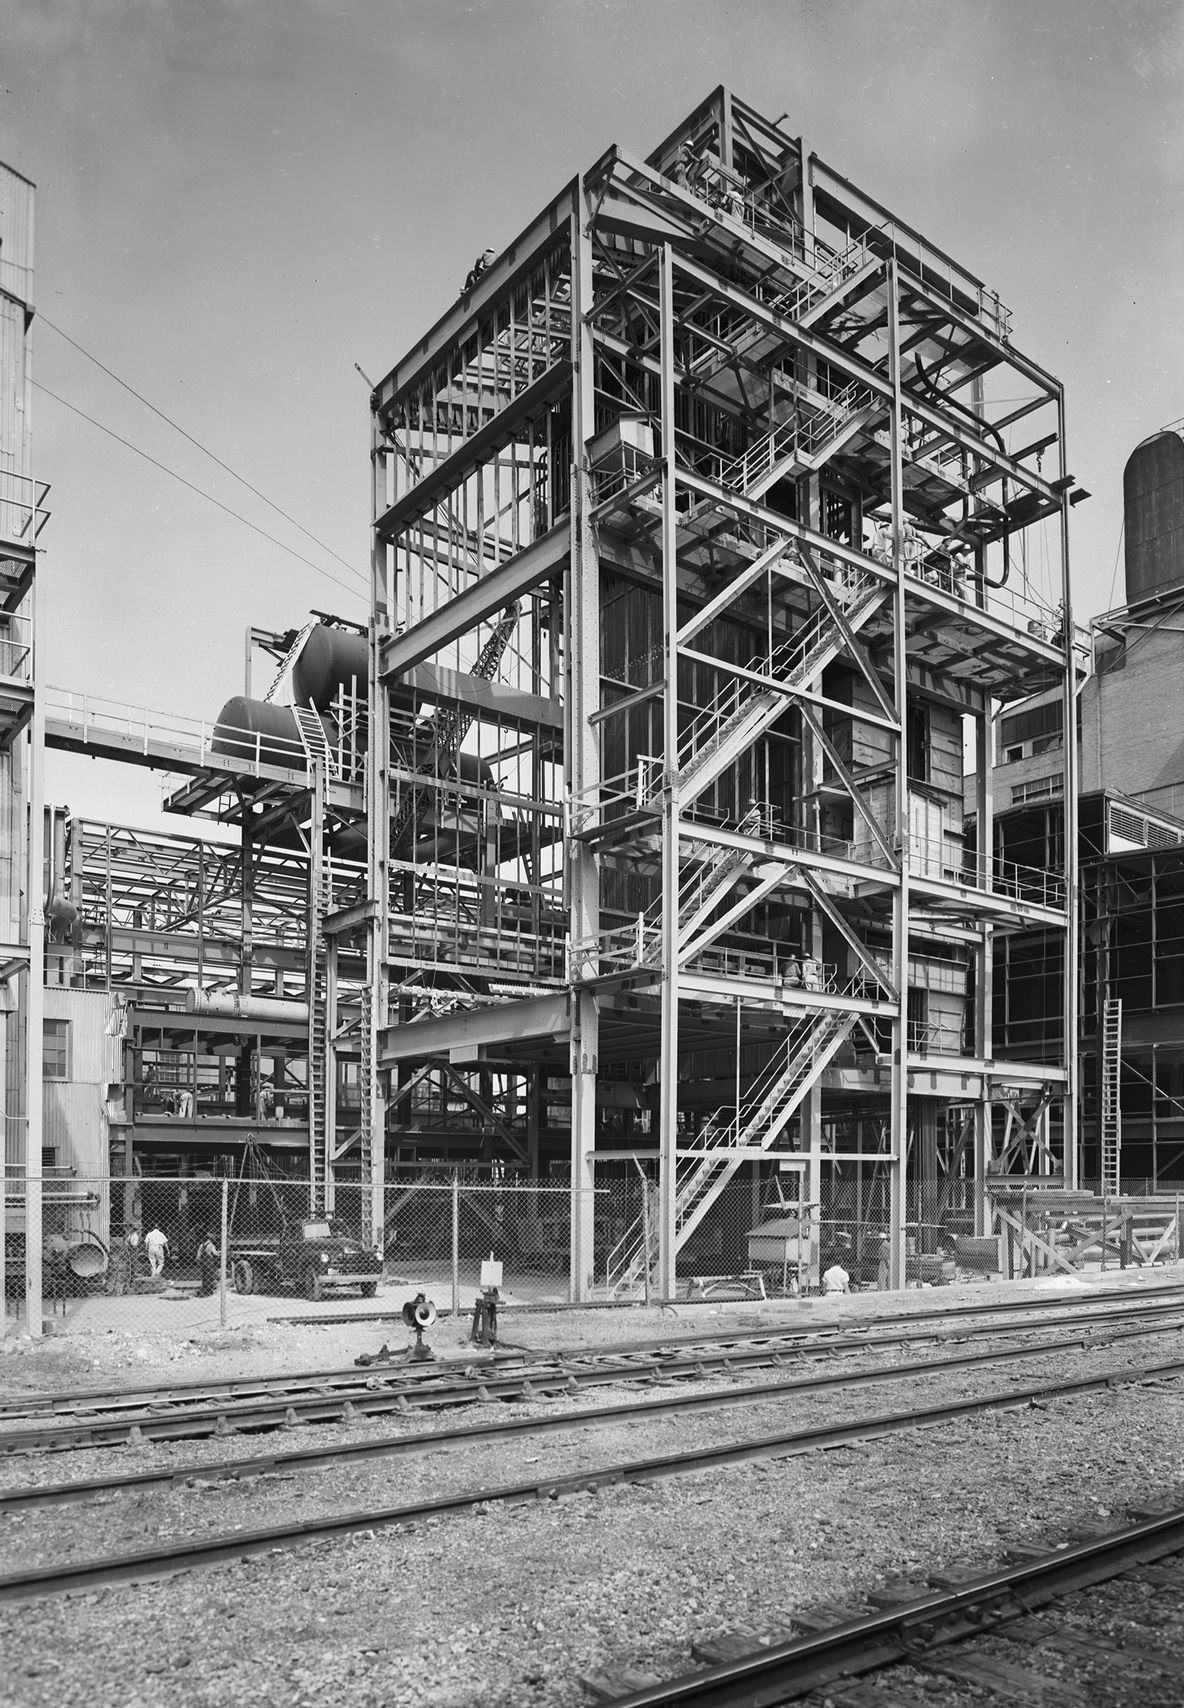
[291,625,368,710]
[212,697,305,769]
[185,990,310,1025]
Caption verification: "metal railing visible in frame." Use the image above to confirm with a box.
[670,572,880,789]
[0,469,50,556]
[905,830,1066,910]
[44,686,311,775]
[0,610,33,682]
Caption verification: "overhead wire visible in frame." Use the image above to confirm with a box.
[39,315,363,584]
[32,380,365,603]
[1106,519,1126,612]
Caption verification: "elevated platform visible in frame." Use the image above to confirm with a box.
[44,685,363,814]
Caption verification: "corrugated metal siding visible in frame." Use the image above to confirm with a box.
[0,162,34,306]
[0,297,30,485]
[43,989,120,1175]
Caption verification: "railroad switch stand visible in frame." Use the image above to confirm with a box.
[471,1255,503,1347]
[470,1286,499,1347]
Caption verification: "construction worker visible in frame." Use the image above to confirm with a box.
[463,248,496,292]
[145,1226,169,1278]
[196,1232,220,1296]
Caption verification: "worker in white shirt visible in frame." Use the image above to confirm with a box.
[821,1261,850,1295]
[145,1226,169,1278]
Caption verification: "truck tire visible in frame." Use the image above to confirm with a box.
[360,1280,377,1298]
[232,1259,254,1296]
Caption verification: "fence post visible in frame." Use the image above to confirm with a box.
[451,1178,460,1319]
[1101,1193,1107,1273]
[1177,1194,1181,1265]
[219,1177,228,1329]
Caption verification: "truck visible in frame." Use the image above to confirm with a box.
[229,1217,383,1301]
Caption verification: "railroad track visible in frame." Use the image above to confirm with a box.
[589,1498,1184,1705]
[4,1348,1184,1607]
[4,1285,1184,1454]
[4,1316,1180,1513]
[8,1280,1183,1422]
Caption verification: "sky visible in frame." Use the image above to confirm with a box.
[1,0,1181,829]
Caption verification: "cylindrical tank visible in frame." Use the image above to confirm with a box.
[1124,429,1184,605]
[212,698,304,769]
[186,989,311,1025]
[292,625,368,710]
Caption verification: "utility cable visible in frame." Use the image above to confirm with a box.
[32,381,365,603]
[40,315,362,583]
[1106,519,1125,612]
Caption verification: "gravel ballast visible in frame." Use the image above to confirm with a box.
[3,1269,1184,1707]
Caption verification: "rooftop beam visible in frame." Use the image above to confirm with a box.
[379,522,568,680]
[373,182,578,415]
[379,991,570,1066]
[375,361,572,540]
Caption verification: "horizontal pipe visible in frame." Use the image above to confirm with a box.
[185,990,310,1025]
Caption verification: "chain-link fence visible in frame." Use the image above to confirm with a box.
[1,1172,615,1337]
[587,1160,1184,1300]
[7,1166,1184,1336]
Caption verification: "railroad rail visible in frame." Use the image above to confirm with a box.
[2,1312,1183,1513]
[5,1280,1184,1425]
[5,1292,1184,1454]
[4,1350,1184,1606]
[595,1500,1184,1705]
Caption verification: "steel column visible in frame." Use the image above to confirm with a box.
[568,205,599,1301]
[887,258,908,1291]
[657,242,680,1302]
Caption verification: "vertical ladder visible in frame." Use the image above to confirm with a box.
[358,986,373,1236]
[1100,997,1122,1196]
[307,761,330,1213]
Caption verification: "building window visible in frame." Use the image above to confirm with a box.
[43,1019,70,1080]
[999,699,1063,750]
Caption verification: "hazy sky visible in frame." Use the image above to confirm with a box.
[2,0,1181,827]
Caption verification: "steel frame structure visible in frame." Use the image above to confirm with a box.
[2,94,1085,1303]
[369,89,1083,1297]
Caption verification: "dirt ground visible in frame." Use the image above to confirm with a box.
[3,1262,1179,1395]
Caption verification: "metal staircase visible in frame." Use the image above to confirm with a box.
[633,820,793,970]
[390,601,519,853]
[291,703,338,780]
[1101,997,1122,1196]
[604,1009,857,1296]
[717,382,879,503]
[263,620,317,704]
[662,572,889,810]
[692,235,874,390]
